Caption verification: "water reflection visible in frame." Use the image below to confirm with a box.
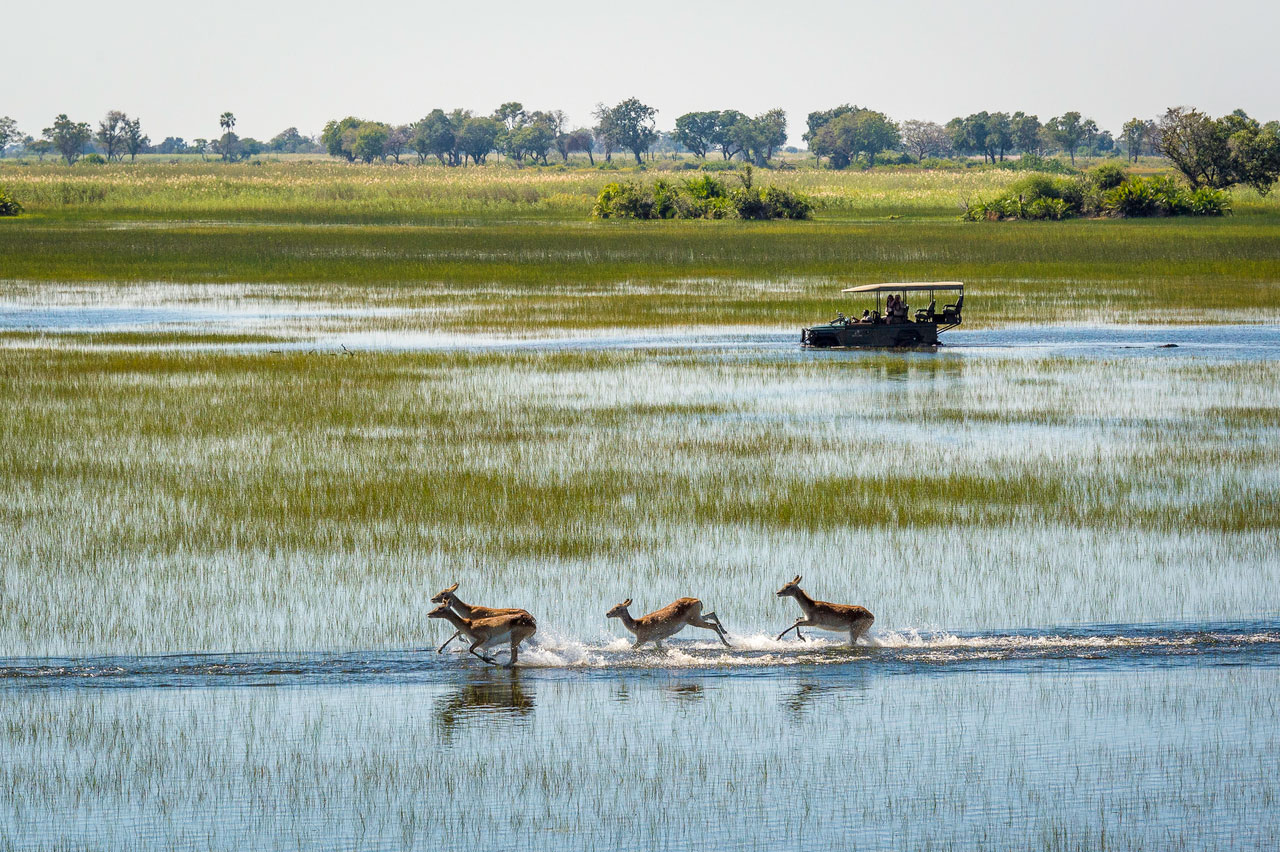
[665,682,705,703]
[432,670,534,740]
[781,677,867,721]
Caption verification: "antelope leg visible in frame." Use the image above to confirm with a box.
[692,617,731,648]
[468,641,498,666]
[437,630,461,653]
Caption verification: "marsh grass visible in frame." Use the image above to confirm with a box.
[1,667,1275,851]
[3,160,1278,222]
[2,347,1277,655]
[4,217,1280,328]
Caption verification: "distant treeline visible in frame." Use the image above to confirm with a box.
[3,100,1278,194]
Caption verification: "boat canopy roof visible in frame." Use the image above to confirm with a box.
[842,282,964,293]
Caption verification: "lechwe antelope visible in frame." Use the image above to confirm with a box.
[431,583,528,653]
[606,598,730,649]
[775,576,874,646]
[428,603,537,667]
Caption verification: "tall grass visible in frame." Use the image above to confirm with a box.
[3,217,1279,328]
[2,347,1276,655]
[4,160,1278,221]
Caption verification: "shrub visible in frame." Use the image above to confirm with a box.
[80,153,107,165]
[1186,186,1231,216]
[590,173,811,221]
[592,181,654,219]
[1004,153,1077,174]
[1026,197,1069,221]
[1100,175,1229,218]
[1090,163,1128,190]
[759,185,814,220]
[0,188,22,216]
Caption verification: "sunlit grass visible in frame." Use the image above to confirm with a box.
[2,347,1276,655]
[4,216,1279,328]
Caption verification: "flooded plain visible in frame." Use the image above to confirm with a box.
[2,299,1278,850]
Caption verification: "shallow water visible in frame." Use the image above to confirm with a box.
[4,300,1280,361]
[3,623,1278,851]
[3,300,1278,848]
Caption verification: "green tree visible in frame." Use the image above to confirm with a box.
[43,114,92,165]
[673,111,719,159]
[803,104,856,148]
[268,127,307,153]
[1010,112,1042,155]
[413,110,458,165]
[321,116,363,161]
[0,116,18,157]
[1081,118,1100,157]
[599,97,658,164]
[1045,112,1086,164]
[1223,113,1280,195]
[96,110,127,161]
[592,104,620,162]
[710,110,747,160]
[215,111,239,162]
[724,109,788,166]
[28,139,54,161]
[510,112,556,164]
[122,117,148,161]
[1160,108,1280,195]
[458,116,501,164]
[811,108,898,168]
[352,122,390,163]
[565,128,595,165]
[1157,107,1230,188]
[947,112,1010,163]
[384,124,412,164]
[1121,118,1146,163]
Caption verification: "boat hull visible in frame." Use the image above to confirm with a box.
[801,321,940,348]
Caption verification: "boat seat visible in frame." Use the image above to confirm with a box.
[941,294,963,322]
[915,300,936,322]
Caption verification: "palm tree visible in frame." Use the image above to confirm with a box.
[219,112,236,133]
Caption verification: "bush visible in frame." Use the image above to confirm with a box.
[1101,175,1230,218]
[1090,163,1128,190]
[80,153,107,165]
[592,181,654,219]
[1004,153,1077,174]
[1102,179,1163,217]
[590,172,811,221]
[0,188,22,216]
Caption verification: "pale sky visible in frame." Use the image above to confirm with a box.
[5,0,1278,146]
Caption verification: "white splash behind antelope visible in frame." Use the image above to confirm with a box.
[775,575,874,646]
[606,597,730,649]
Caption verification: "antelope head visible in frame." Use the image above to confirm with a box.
[431,582,460,604]
[776,575,803,598]
[606,598,633,619]
[427,602,456,619]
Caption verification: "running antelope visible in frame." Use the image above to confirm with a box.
[432,583,528,653]
[775,576,874,645]
[428,603,537,668]
[606,597,730,648]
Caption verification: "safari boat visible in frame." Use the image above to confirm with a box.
[801,282,964,348]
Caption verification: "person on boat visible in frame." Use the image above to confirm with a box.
[859,309,871,323]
